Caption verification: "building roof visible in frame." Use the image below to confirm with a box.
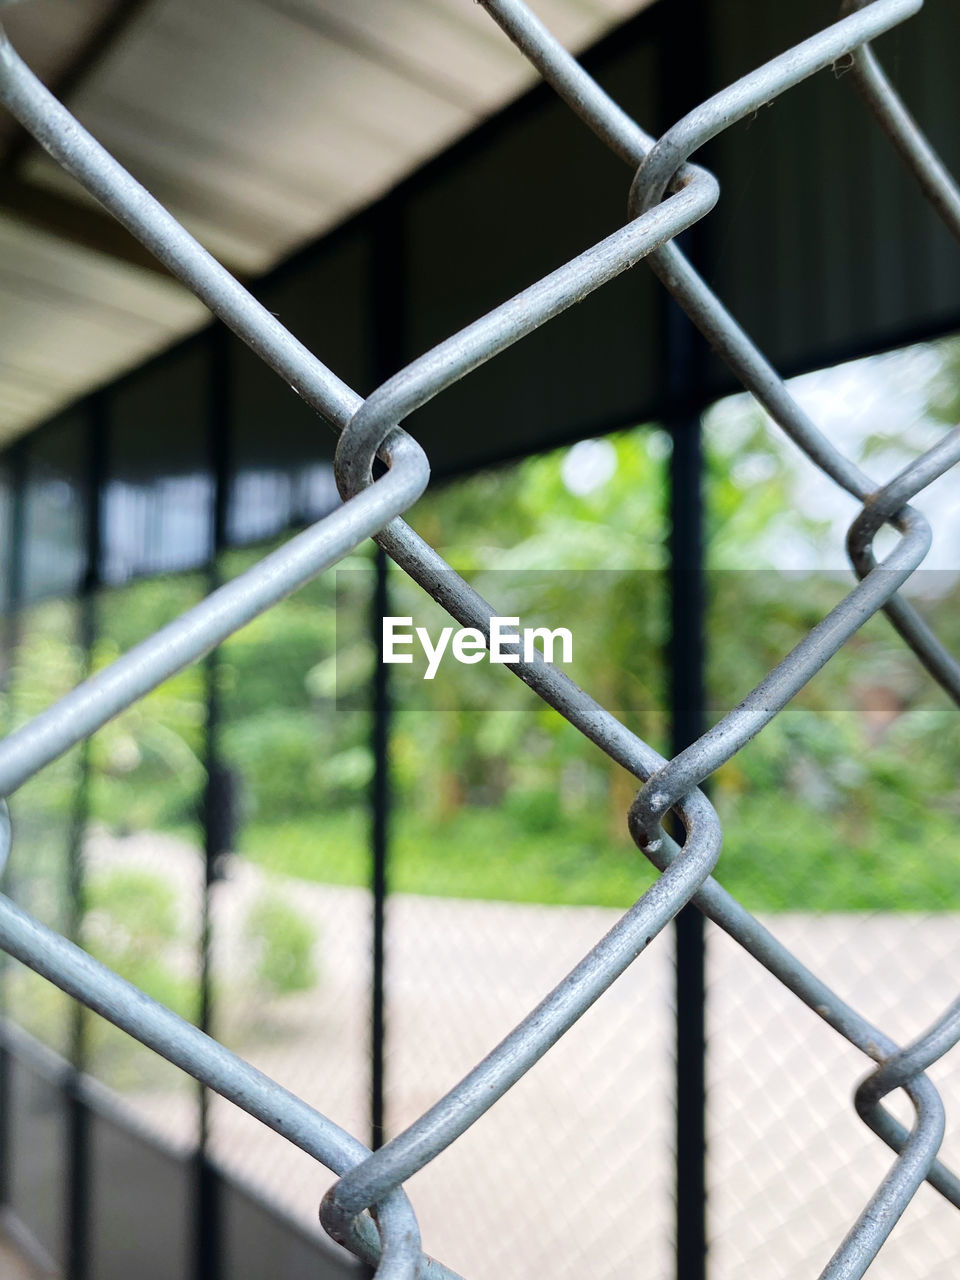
[0,0,652,445]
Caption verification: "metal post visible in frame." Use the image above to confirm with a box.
[659,5,712,1274]
[370,547,390,1153]
[64,394,104,1280]
[195,323,231,1280]
[369,194,405,1155]
[0,440,26,1210]
[669,411,707,1280]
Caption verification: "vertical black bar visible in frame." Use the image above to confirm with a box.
[194,323,230,1280]
[65,393,104,1280]
[659,3,711,1275]
[0,440,27,1210]
[370,547,389,1153]
[369,196,404,1156]
[669,414,707,1280]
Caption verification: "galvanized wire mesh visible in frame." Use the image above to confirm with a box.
[0,0,959,1275]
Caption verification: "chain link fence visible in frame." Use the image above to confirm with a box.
[0,0,959,1276]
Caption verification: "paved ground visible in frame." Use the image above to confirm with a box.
[87,833,960,1280]
[0,1215,53,1280]
[0,1238,39,1280]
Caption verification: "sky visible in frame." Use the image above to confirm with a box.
[560,334,959,587]
[702,337,960,581]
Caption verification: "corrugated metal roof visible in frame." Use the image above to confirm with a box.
[0,0,652,445]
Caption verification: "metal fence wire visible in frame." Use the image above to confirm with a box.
[0,0,959,1275]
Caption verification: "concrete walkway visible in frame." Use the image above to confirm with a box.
[0,1214,54,1280]
[0,1237,41,1280]
[86,833,960,1280]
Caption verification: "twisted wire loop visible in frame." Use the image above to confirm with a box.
[0,0,957,1276]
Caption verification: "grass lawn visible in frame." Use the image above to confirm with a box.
[236,793,960,912]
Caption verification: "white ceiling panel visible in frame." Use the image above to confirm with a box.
[0,0,655,444]
[0,213,205,439]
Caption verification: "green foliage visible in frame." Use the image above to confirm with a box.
[11,379,960,924]
[926,334,960,427]
[8,600,86,840]
[240,806,652,907]
[88,576,207,835]
[239,812,368,883]
[242,893,317,996]
[80,866,197,1087]
[83,867,193,1011]
[712,706,960,910]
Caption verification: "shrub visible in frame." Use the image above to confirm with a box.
[242,893,318,997]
